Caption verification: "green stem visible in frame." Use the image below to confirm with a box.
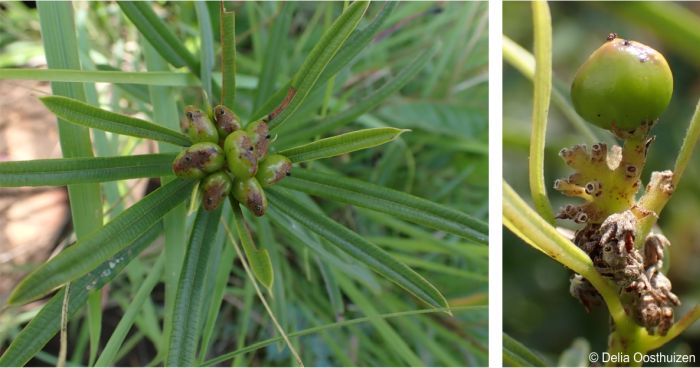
[529,0,555,223]
[503,181,628,326]
[672,97,700,188]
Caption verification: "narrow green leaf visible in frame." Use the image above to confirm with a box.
[0,153,176,187]
[40,95,191,146]
[95,64,151,101]
[202,305,480,367]
[267,188,448,310]
[280,128,408,163]
[503,334,547,367]
[254,4,293,111]
[95,253,166,366]
[167,206,222,366]
[317,2,397,85]
[118,1,198,70]
[337,274,423,366]
[144,38,189,359]
[195,2,214,99]
[279,169,488,243]
[37,1,103,242]
[198,219,236,362]
[0,68,198,87]
[8,179,195,305]
[248,1,395,123]
[220,9,236,109]
[529,1,555,223]
[268,1,369,130]
[230,203,274,289]
[0,224,162,367]
[276,46,435,146]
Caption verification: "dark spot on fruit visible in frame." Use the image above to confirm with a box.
[607,33,617,41]
[623,39,630,46]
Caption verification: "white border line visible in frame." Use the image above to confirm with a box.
[488,0,503,366]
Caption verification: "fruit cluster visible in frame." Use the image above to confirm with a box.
[171,105,291,215]
[561,34,679,335]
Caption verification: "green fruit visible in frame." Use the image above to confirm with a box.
[571,35,673,132]
[256,154,292,187]
[232,177,268,216]
[213,105,241,137]
[245,120,270,159]
[224,130,257,178]
[172,142,225,178]
[185,105,219,143]
[201,171,232,211]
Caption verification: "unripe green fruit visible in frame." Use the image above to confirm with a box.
[172,142,225,178]
[232,177,268,216]
[256,154,292,187]
[245,120,270,159]
[185,105,219,143]
[224,130,258,178]
[571,35,673,132]
[201,171,232,211]
[213,105,241,137]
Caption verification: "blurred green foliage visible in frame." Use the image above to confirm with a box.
[504,2,700,364]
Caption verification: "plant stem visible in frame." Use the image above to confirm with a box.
[503,181,628,325]
[672,97,700,188]
[529,0,555,223]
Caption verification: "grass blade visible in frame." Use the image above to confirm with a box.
[167,206,222,366]
[40,95,191,146]
[95,253,166,366]
[0,224,162,367]
[118,1,198,70]
[280,128,409,163]
[280,169,488,243]
[8,179,195,305]
[337,274,423,366]
[267,187,449,310]
[202,305,478,366]
[0,153,176,187]
[503,333,547,367]
[267,1,369,130]
[220,8,236,109]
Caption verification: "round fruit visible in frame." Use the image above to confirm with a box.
[571,34,673,132]
[172,142,225,178]
[201,171,232,211]
[245,120,270,159]
[256,154,291,187]
[224,130,257,178]
[232,177,267,216]
[185,105,219,144]
[213,105,241,137]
